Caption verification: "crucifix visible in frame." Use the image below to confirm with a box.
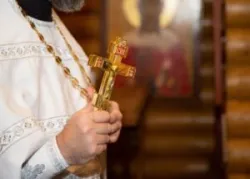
[89,37,136,110]
[60,37,136,179]
[89,37,136,178]
[90,37,136,178]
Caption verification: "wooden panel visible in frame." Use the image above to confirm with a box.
[62,14,100,38]
[226,0,250,28]
[201,41,214,65]
[203,0,213,18]
[142,158,209,178]
[228,139,250,173]
[201,18,213,39]
[227,67,250,99]
[229,174,250,179]
[59,0,102,55]
[77,39,100,54]
[201,67,214,89]
[227,29,250,66]
[199,88,215,104]
[226,0,250,178]
[82,0,101,12]
[145,111,214,134]
[227,100,250,138]
[144,136,214,156]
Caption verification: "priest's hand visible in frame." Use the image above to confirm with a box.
[56,105,110,165]
[56,103,123,165]
[86,87,123,144]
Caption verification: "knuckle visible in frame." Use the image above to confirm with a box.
[114,110,123,119]
[114,111,122,121]
[110,124,114,133]
[103,145,107,151]
[99,145,107,154]
[112,101,119,108]
[116,103,120,110]
[114,123,119,131]
[110,136,117,143]
[118,121,122,129]
[119,112,123,120]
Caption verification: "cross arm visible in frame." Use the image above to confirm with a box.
[117,63,136,78]
[88,55,106,69]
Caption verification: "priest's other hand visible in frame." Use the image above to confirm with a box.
[56,102,123,165]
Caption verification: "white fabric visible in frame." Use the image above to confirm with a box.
[0,0,99,178]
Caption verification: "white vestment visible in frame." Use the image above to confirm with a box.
[0,0,99,178]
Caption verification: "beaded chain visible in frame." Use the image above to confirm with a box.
[15,0,93,100]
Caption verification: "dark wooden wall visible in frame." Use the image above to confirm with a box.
[225,0,250,178]
[59,1,103,55]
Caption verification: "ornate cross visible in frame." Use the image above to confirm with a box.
[89,37,136,110]
[58,37,136,179]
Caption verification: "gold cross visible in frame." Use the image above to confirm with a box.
[88,37,136,110]
[57,38,136,178]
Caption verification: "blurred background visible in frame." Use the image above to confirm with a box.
[58,0,249,178]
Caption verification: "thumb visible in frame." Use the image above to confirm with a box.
[86,87,96,99]
[81,102,94,113]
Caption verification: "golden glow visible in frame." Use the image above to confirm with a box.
[122,0,179,28]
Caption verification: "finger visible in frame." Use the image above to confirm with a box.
[94,123,112,134]
[92,111,110,123]
[108,101,123,123]
[96,134,109,144]
[109,121,122,134]
[96,144,107,155]
[108,101,120,112]
[110,110,123,124]
[109,131,121,143]
[86,87,96,98]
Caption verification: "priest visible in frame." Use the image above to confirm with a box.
[0,0,122,178]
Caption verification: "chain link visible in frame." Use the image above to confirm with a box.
[15,0,93,100]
